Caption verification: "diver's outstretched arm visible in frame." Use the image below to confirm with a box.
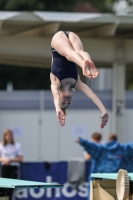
[75,77,109,128]
[51,83,65,126]
[50,73,65,126]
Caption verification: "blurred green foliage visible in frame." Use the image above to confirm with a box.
[0,0,119,13]
[0,65,133,90]
[126,68,133,90]
[0,65,50,90]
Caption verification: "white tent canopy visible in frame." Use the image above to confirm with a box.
[0,11,133,68]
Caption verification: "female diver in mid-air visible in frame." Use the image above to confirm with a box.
[50,31,109,128]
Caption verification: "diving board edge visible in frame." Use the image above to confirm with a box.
[91,172,133,181]
[14,184,63,189]
[0,178,63,189]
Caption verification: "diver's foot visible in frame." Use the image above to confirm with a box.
[89,61,99,78]
[82,60,91,79]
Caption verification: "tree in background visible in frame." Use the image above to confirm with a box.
[113,0,133,14]
[0,0,125,13]
[126,0,133,13]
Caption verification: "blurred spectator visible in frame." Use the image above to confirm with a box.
[83,132,102,161]
[108,134,118,142]
[76,133,121,173]
[83,132,102,199]
[122,155,133,172]
[119,133,133,172]
[76,133,132,198]
[0,129,23,200]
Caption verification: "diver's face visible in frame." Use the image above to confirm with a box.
[60,93,72,109]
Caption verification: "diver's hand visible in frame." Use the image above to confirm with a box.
[100,112,109,128]
[56,109,65,126]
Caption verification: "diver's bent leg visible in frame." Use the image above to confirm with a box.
[51,31,92,78]
[51,31,84,67]
[68,32,91,59]
[68,32,99,78]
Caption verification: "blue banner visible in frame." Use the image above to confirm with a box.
[15,162,91,200]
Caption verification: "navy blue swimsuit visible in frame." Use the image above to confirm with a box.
[51,31,78,88]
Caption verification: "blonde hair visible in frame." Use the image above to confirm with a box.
[2,129,14,146]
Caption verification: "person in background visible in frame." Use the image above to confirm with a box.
[83,132,102,161]
[76,133,132,199]
[76,134,121,174]
[0,129,23,200]
[83,132,102,199]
